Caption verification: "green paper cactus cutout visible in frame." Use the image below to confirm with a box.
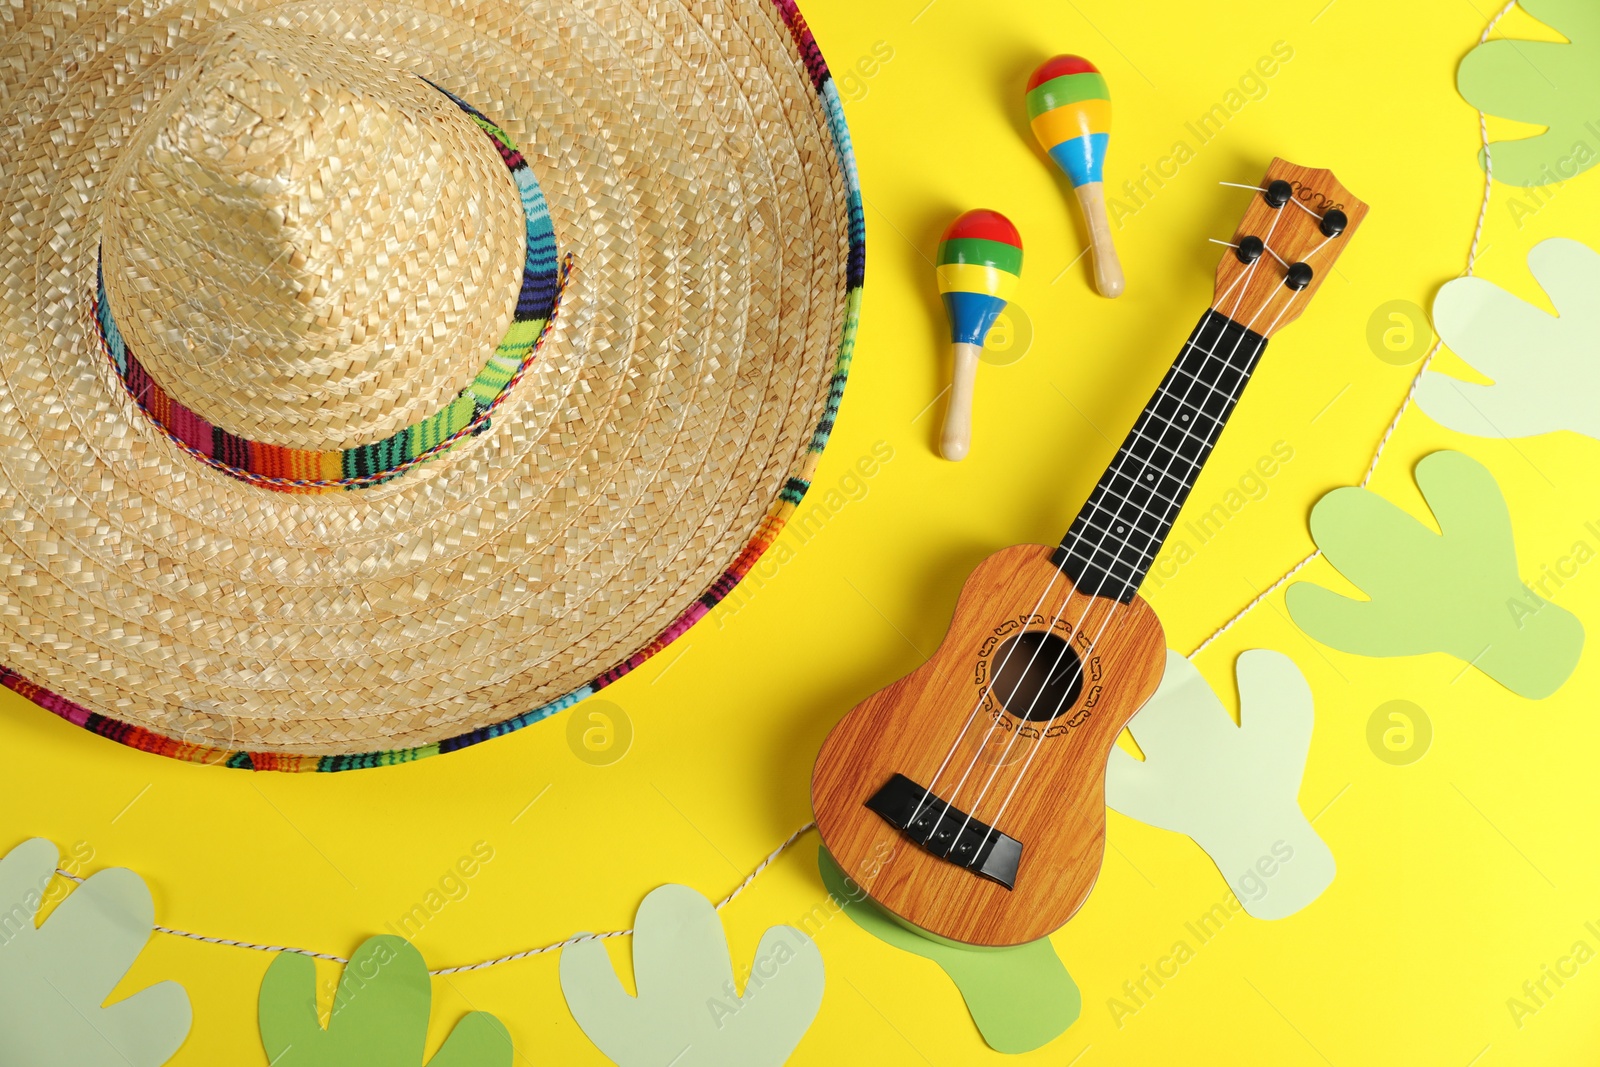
[1287,450,1583,699]
[1458,0,1600,187]
[817,848,1079,1054]
[0,838,192,1067]
[258,935,512,1067]
[1419,238,1600,441]
[560,884,824,1067]
[1107,651,1336,920]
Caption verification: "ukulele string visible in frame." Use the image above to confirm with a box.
[900,552,1078,830]
[973,276,1306,855]
[912,201,1284,851]
[915,230,1273,831]
[969,229,1336,860]
[898,303,1226,832]
[939,207,1295,855]
[903,321,1218,838]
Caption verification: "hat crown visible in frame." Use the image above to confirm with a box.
[99,25,526,451]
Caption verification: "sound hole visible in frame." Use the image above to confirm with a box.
[992,630,1084,722]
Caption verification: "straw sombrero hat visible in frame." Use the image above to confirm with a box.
[0,0,863,770]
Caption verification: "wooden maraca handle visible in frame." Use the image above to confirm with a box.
[1074,182,1124,298]
[940,342,982,462]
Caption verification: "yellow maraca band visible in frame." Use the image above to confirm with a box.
[936,262,1021,305]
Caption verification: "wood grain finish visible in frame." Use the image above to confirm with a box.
[1212,158,1369,338]
[812,544,1166,946]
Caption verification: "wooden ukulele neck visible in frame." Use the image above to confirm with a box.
[1052,307,1268,602]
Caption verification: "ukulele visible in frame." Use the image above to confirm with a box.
[812,159,1367,946]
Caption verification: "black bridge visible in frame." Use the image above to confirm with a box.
[865,773,1023,890]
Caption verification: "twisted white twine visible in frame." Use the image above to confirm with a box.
[1188,0,1513,659]
[55,823,816,974]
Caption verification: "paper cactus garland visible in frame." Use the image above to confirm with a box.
[258,935,512,1066]
[1107,652,1336,920]
[559,884,824,1067]
[0,838,191,1067]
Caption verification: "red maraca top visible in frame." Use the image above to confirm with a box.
[941,209,1023,248]
[1026,54,1099,91]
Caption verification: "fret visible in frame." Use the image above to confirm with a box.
[1098,465,1187,514]
[1166,331,1265,389]
[1075,508,1164,572]
[1109,400,1220,476]
[1076,493,1167,548]
[1107,426,1189,475]
[1054,309,1267,603]
[1128,410,1213,465]
[1150,376,1234,425]
[1057,537,1145,587]
[1164,361,1248,403]
[1182,329,1265,377]
[1054,544,1146,604]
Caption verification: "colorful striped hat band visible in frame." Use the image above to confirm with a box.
[93,84,567,494]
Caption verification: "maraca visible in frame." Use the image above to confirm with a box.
[1027,54,1123,297]
[936,209,1023,462]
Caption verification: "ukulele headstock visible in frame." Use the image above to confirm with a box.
[1211,158,1368,338]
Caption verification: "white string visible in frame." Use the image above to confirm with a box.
[1221,179,1328,221]
[55,823,817,975]
[1286,196,1326,222]
[1186,0,1512,658]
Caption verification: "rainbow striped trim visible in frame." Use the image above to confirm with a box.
[22,0,865,771]
[92,83,566,493]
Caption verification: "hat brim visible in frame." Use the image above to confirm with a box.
[0,0,863,769]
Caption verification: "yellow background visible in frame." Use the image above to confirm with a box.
[5,0,1599,1063]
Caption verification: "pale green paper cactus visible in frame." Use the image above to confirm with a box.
[258,934,512,1067]
[1107,651,1335,920]
[0,837,191,1067]
[1419,239,1600,441]
[560,884,824,1067]
[1286,450,1583,699]
[1457,0,1600,187]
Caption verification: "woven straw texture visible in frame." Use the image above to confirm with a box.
[0,0,864,769]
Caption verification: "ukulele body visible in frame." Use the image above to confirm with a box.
[811,543,1165,946]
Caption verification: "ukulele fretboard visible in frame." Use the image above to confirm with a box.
[1052,309,1268,603]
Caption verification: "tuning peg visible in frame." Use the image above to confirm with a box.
[1026,55,1123,298]
[936,210,1023,462]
